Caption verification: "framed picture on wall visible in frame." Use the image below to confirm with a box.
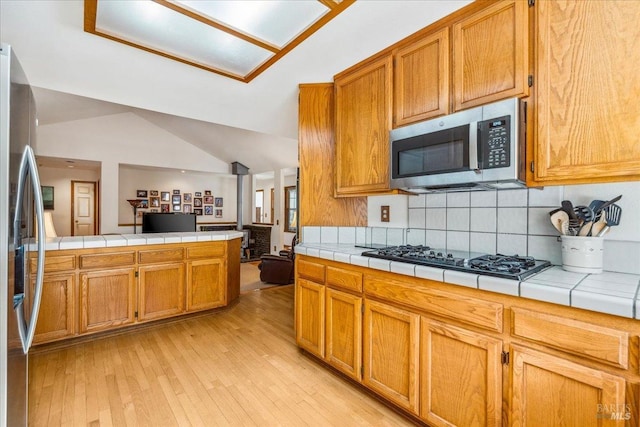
[204,190,212,196]
[149,190,159,196]
[183,204,192,214]
[173,204,181,212]
[173,189,180,195]
[203,195,213,204]
[136,190,148,198]
[204,206,213,215]
[150,197,160,207]
[215,209,222,218]
[161,192,170,202]
[195,192,202,197]
[161,204,170,213]
[194,208,203,216]
[214,197,223,207]
[139,199,149,208]
[150,208,159,213]
[183,193,192,203]
[172,194,181,204]
[193,197,202,207]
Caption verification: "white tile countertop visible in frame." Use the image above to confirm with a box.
[27,231,244,251]
[295,242,640,320]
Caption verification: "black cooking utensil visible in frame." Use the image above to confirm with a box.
[589,194,622,218]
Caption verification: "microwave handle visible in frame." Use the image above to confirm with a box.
[469,121,479,171]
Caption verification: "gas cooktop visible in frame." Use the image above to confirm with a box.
[361,245,551,281]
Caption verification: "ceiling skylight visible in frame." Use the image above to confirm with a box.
[84,0,355,83]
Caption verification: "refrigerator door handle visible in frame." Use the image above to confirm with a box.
[13,145,45,354]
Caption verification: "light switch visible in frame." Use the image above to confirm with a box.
[381,205,390,222]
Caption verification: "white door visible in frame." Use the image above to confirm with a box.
[72,181,96,236]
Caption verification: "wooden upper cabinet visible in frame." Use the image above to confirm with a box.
[298,84,367,226]
[394,28,450,127]
[335,54,393,196]
[452,0,529,111]
[533,0,640,184]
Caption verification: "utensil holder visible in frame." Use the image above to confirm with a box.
[560,236,603,274]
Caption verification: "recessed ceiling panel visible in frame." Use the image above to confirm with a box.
[175,0,328,48]
[95,0,272,77]
[84,0,355,82]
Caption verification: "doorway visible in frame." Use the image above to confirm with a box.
[71,180,97,236]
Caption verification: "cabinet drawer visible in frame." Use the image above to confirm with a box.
[186,244,225,259]
[32,254,76,273]
[511,307,629,369]
[79,252,135,270]
[327,266,362,293]
[365,275,503,332]
[297,259,325,283]
[139,248,184,264]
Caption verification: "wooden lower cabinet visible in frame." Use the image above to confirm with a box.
[32,273,75,343]
[138,263,185,321]
[420,318,502,427]
[186,258,226,311]
[363,299,420,414]
[295,278,325,357]
[80,268,136,334]
[325,288,362,381]
[510,345,627,426]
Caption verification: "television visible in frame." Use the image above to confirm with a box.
[142,213,196,233]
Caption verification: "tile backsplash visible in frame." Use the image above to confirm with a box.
[302,182,640,274]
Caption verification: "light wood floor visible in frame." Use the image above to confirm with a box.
[28,286,415,426]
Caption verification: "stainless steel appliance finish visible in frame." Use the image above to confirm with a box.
[389,97,527,192]
[361,245,550,281]
[1,43,46,427]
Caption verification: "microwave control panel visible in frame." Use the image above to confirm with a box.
[478,116,510,169]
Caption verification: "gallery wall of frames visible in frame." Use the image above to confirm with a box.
[118,165,237,226]
[133,188,224,218]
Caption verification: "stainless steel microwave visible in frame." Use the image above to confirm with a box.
[389,97,526,192]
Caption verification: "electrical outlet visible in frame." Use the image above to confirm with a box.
[381,205,390,222]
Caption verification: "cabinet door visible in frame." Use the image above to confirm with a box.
[394,28,450,127]
[186,258,226,312]
[325,288,362,381]
[363,299,420,414]
[452,0,529,111]
[295,278,325,358]
[534,0,640,184]
[138,263,185,322]
[31,273,75,343]
[420,319,502,427]
[298,84,368,227]
[335,55,393,196]
[511,345,626,426]
[79,268,135,334]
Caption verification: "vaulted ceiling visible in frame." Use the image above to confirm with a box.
[0,0,470,174]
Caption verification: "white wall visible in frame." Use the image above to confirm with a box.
[118,166,237,227]
[36,112,232,233]
[38,166,101,236]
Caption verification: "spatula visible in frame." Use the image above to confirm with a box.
[596,203,622,237]
[588,194,622,218]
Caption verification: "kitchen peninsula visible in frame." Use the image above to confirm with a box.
[28,231,243,345]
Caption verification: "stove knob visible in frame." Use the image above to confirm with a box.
[446,253,453,258]
[437,252,443,258]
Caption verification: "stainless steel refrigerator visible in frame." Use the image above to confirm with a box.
[0,43,46,427]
